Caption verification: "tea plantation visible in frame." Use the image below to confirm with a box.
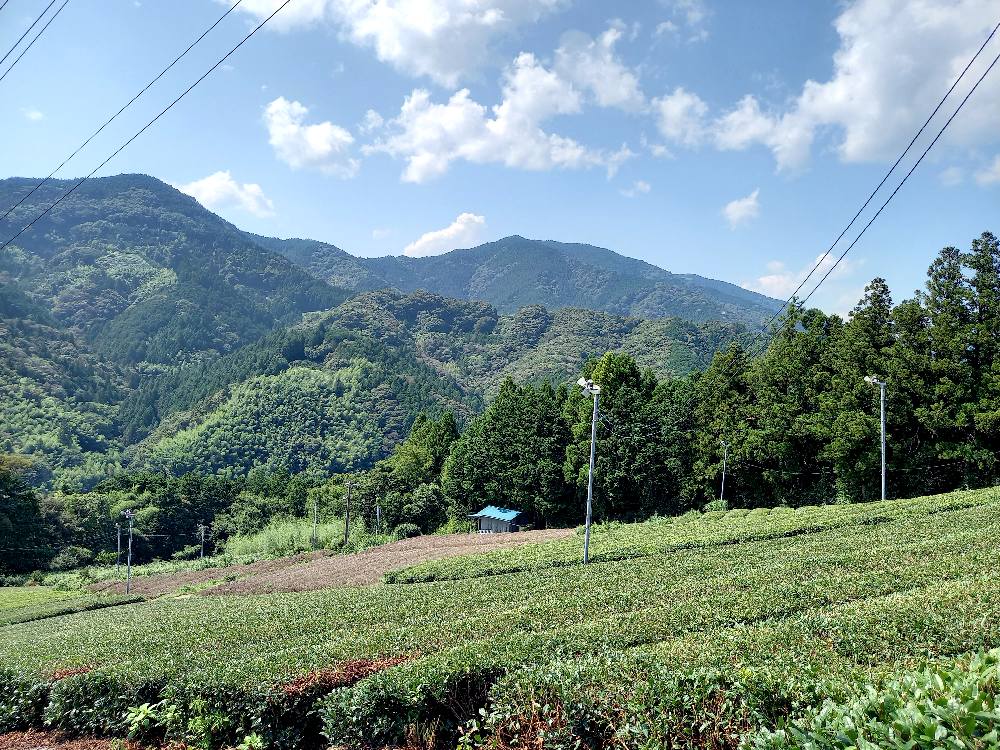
[1,487,999,749]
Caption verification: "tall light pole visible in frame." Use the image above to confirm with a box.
[577,377,601,564]
[864,375,887,501]
[122,509,135,594]
[720,440,730,503]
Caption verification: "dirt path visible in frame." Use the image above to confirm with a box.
[89,550,329,597]
[203,529,573,595]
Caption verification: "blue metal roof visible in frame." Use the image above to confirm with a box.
[469,505,522,521]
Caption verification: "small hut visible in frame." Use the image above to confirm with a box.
[469,506,524,533]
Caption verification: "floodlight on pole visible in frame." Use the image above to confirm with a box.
[720,440,730,503]
[864,375,887,501]
[121,509,135,594]
[577,377,601,564]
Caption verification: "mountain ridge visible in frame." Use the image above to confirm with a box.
[266,232,781,327]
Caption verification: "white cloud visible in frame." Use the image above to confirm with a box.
[554,24,644,111]
[372,227,393,239]
[649,1,999,171]
[20,107,44,121]
[939,166,964,187]
[264,97,359,177]
[652,87,708,147]
[177,171,275,217]
[231,0,567,86]
[620,180,651,198]
[370,52,629,182]
[743,253,859,300]
[359,109,384,134]
[403,212,486,257]
[716,0,1000,170]
[659,0,710,42]
[975,155,1000,186]
[722,188,760,228]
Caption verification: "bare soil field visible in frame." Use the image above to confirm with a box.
[0,731,141,750]
[89,550,329,597]
[203,529,573,595]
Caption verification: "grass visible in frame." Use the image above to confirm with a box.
[0,487,997,748]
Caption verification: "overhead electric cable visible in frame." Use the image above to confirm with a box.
[0,0,68,84]
[0,0,13,14]
[798,45,1000,308]
[726,19,1000,371]
[0,0,294,254]
[0,0,56,69]
[0,0,244,224]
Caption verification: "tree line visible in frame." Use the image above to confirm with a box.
[3,231,997,573]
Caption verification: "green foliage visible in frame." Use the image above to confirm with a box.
[224,517,344,558]
[750,649,1000,750]
[48,546,93,571]
[0,488,997,748]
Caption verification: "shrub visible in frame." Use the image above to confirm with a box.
[750,649,1000,750]
[171,545,201,561]
[49,546,94,571]
[393,523,422,539]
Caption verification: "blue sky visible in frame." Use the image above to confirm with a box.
[1,0,998,315]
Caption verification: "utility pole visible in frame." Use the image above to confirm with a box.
[343,477,352,545]
[311,496,318,549]
[115,522,122,573]
[720,440,730,503]
[577,377,601,564]
[375,500,382,536]
[864,375,888,501]
[198,523,206,559]
[122,510,135,594]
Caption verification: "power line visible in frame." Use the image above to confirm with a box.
[798,46,1000,309]
[0,0,57,70]
[0,0,293,255]
[0,1,13,14]
[725,19,1000,372]
[0,0,69,85]
[0,0,245,225]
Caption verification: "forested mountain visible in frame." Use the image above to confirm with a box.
[268,234,782,326]
[123,289,746,478]
[0,175,346,368]
[0,174,753,490]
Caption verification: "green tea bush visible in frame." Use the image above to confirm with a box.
[750,649,1000,750]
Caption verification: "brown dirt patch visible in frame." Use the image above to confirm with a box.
[89,550,329,597]
[0,731,142,750]
[49,666,95,681]
[203,529,573,595]
[282,655,414,695]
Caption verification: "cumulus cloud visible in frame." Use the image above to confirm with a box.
[554,23,644,111]
[177,171,275,217]
[652,87,708,147]
[975,155,1000,186]
[713,0,999,170]
[648,1,999,171]
[264,97,359,177]
[722,188,760,228]
[369,52,631,182]
[403,212,486,257]
[620,180,651,198]
[231,0,567,86]
[658,0,710,42]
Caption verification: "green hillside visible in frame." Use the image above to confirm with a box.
[0,487,996,749]
[0,175,346,367]
[270,233,782,326]
[125,289,745,478]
